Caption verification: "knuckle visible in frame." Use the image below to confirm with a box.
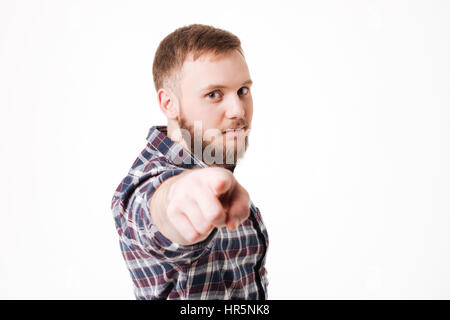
[166,207,177,223]
[239,203,250,218]
[179,193,191,203]
[241,188,250,199]
[185,230,199,243]
[208,207,223,221]
[213,168,233,181]
[197,223,213,235]
[238,201,249,212]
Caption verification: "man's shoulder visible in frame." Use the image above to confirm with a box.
[111,142,183,210]
[127,143,182,181]
[112,125,197,204]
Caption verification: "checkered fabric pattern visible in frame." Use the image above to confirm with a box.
[111,125,269,299]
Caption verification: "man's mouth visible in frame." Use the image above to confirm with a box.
[223,126,247,137]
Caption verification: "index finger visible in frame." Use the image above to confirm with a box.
[195,188,228,228]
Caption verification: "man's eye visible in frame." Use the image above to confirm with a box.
[238,87,249,95]
[207,91,221,99]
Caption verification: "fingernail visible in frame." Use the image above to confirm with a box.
[234,219,240,230]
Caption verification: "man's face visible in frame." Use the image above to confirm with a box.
[175,50,253,167]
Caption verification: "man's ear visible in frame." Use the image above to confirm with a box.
[157,88,179,120]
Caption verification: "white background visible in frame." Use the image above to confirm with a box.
[1,0,449,299]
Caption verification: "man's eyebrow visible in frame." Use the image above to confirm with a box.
[200,79,253,91]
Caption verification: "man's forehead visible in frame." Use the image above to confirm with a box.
[185,49,241,63]
[179,50,250,88]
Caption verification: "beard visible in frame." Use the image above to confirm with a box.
[177,110,249,171]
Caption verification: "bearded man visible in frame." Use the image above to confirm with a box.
[111,24,269,300]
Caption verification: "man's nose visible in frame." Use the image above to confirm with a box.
[225,95,245,119]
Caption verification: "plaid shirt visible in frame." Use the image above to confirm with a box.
[111,125,269,300]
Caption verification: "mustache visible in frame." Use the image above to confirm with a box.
[177,118,250,133]
[221,120,249,132]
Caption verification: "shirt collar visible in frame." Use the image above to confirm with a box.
[146,125,207,169]
[146,125,236,173]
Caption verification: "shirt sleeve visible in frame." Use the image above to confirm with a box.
[122,164,218,266]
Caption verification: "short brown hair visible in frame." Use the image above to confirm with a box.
[152,24,243,92]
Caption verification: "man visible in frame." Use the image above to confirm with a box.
[111,24,269,300]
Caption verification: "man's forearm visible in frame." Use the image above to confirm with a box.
[148,170,194,245]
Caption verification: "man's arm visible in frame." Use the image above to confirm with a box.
[149,169,200,246]
[149,167,251,246]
